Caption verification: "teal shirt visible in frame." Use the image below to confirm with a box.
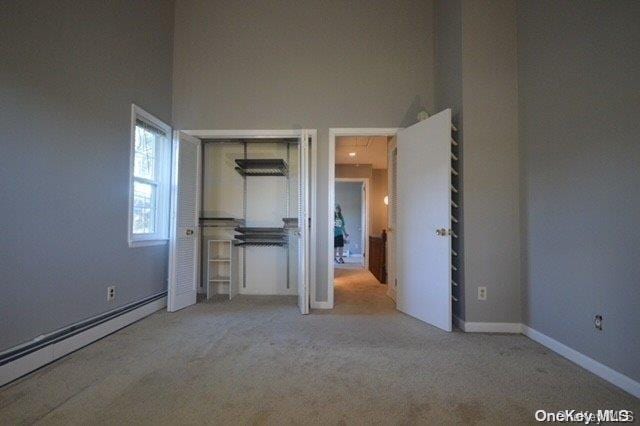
[334,217,346,237]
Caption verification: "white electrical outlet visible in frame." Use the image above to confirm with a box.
[107,286,116,301]
[478,286,487,301]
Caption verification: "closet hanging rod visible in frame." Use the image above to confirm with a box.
[200,217,245,228]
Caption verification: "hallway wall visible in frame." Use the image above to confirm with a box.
[371,169,388,237]
[335,182,363,256]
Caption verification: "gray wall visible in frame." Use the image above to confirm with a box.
[461,0,520,323]
[370,169,388,237]
[434,0,465,319]
[518,0,640,382]
[0,0,175,351]
[335,182,363,255]
[172,0,436,303]
[434,0,520,323]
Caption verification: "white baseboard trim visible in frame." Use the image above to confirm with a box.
[456,318,523,333]
[386,287,396,302]
[311,300,333,309]
[522,325,640,399]
[0,296,166,387]
[453,319,639,397]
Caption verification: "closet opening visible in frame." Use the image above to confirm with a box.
[168,130,316,315]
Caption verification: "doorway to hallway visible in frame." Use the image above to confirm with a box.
[331,134,392,306]
[327,111,458,332]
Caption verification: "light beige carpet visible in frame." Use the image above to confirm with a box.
[1,268,638,425]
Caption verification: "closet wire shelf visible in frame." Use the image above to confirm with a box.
[234,241,287,247]
[234,159,288,177]
[234,226,289,247]
[199,217,245,228]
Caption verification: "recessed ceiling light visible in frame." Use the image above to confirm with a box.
[349,152,356,157]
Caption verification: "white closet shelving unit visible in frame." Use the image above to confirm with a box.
[199,138,300,297]
[206,239,239,300]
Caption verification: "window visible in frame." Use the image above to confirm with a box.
[128,104,171,247]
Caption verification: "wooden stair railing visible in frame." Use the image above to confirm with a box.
[368,230,387,283]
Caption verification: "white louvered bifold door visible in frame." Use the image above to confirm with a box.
[297,131,310,314]
[168,131,201,312]
[396,109,452,331]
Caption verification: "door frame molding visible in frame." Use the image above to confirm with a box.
[335,177,370,269]
[328,128,400,308]
[176,129,317,311]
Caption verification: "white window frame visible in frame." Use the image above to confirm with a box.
[128,104,172,248]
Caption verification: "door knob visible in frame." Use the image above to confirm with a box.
[186,229,194,236]
[436,228,447,236]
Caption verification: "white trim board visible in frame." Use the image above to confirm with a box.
[454,317,523,333]
[0,296,166,387]
[311,301,333,310]
[451,317,640,398]
[522,325,640,399]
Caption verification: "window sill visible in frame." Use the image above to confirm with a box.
[128,239,169,248]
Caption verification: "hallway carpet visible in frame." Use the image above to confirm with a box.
[1,269,638,424]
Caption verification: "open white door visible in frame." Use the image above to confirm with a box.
[168,131,201,312]
[297,130,310,314]
[396,109,452,331]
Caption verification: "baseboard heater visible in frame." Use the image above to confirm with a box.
[0,291,166,368]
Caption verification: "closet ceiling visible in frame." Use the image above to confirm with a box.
[336,136,388,169]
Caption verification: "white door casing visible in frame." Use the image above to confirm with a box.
[361,182,366,266]
[297,130,310,314]
[396,109,452,331]
[386,139,397,301]
[168,131,201,312]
